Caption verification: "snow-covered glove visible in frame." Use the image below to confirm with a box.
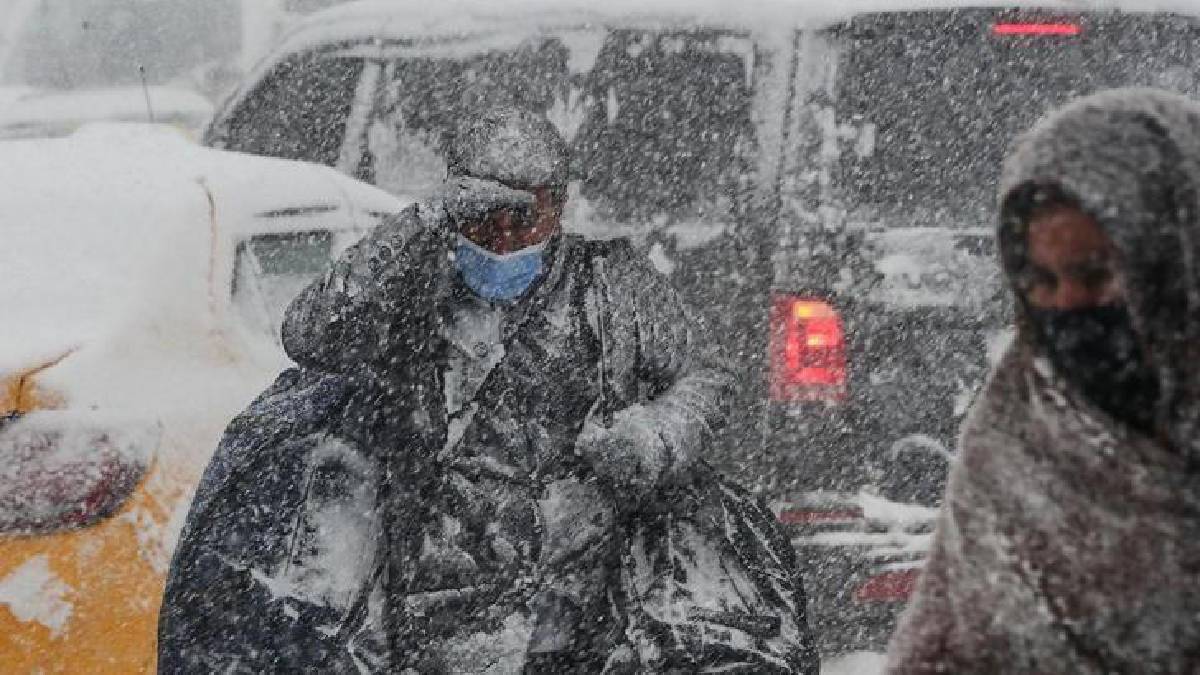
[433,176,535,228]
[574,405,671,495]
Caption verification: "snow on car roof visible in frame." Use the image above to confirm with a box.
[290,0,1200,42]
[249,0,1200,98]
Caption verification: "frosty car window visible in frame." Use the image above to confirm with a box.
[233,230,335,341]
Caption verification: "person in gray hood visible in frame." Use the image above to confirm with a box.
[160,108,817,673]
[886,88,1200,673]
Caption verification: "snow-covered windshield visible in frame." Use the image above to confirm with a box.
[833,10,1200,230]
[368,28,757,228]
[221,29,758,236]
[572,30,756,227]
[0,0,239,91]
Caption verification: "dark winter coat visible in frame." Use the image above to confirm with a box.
[159,195,818,673]
[887,88,1200,674]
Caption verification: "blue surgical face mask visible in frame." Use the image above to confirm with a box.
[454,234,547,301]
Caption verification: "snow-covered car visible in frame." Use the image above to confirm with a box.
[203,0,1200,656]
[0,86,215,140]
[0,123,406,672]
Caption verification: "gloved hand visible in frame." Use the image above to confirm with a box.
[433,176,535,229]
[574,405,671,494]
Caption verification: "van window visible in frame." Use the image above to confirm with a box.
[828,10,1200,230]
[212,54,364,167]
[216,29,760,238]
[573,30,757,226]
[364,29,757,233]
[365,39,571,198]
[776,10,1200,312]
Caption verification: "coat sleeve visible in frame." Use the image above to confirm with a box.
[599,241,741,478]
[281,204,449,373]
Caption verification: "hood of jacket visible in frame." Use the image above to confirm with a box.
[998,87,1200,455]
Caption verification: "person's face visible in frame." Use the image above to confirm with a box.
[1021,206,1124,310]
[459,185,565,254]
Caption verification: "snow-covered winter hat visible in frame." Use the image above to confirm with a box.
[446,108,570,190]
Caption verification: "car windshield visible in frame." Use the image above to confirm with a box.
[829,9,1200,230]
[358,30,758,235]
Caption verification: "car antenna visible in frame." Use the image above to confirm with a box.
[138,64,156,124]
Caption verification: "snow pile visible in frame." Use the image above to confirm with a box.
[0,555,73,638]
[791,490,936,572]
[865,228,1002,311]
[0,126,256,453]
[856,491,939,530]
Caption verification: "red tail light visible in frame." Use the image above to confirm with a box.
[992,22,1081,36]
[0,413,156,536]
[854,568,921,603]
[769,295,848,402]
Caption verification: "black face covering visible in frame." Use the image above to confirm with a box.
[1029,305,1160,433]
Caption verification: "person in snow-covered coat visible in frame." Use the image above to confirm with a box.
[159,108,818,674]
[886,88,1200,674]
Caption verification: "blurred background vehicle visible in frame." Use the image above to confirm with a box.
[776,6,1200,651]
[203,1,1200,656]
[0,123,405,673]
[0,0,293,138]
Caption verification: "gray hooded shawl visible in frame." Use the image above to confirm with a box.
[887,89,1200,673]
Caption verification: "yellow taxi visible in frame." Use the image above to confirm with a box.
[0,123,405,673]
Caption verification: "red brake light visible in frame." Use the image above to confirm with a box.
[0,414,155,536]
[854,568,921,603]
[769,296,847,403]
[992,23,1081,36]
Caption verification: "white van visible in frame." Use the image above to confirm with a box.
[204,0,1200,654]
[0,123,406,671]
